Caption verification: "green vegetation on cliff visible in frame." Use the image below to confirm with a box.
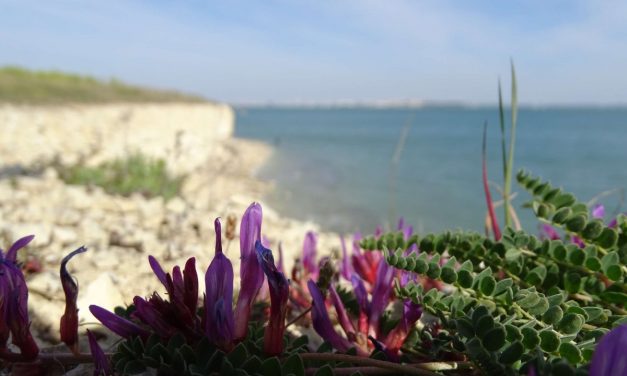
[0,66,205,104]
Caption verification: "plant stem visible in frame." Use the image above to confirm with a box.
[287,306,312,328]
[304,361,473,375]
[299,353,440,376]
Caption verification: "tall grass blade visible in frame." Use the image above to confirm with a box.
[503,61,518,228]
[482,122,501,240]
[498,79,507,179]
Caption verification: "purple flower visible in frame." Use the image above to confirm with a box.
[86,329,112,376]
[329,285,357,341]
[397,218,413,240]
[302,231,318,275]
[539,224,560,240]
[339,236,352,281]
[0,235,39,361]
[369,260,396,337]
[148,255,198,327]
[89,305,148,339]
[592,204,605,219]
[256,241,289,355]
[307,280,363,355]
[59,246,87,354]
[381,300,422,356]
[571,235,586,248]
[234,202,265,341]
[590,324,627,376]
[132,296,177,338]
[205,218,235,348]
[351,274,370,335]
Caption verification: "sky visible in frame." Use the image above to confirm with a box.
[2,0,627,105]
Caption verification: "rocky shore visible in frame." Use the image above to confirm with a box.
[0,103,338,350]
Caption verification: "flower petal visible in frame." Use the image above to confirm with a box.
[148,255,168,287]
[87,329,113,376]
[590,324,627,376]
[6,235,35,264]
[302,231,318,275]
[132,296,177,338]
[183,257,198,315]
[234,203,265,340]
[329,284,356,340]
[592,204,605,219]
[369,260,395,336]
[89,305,148,339]
[339,236,352,281]
[205,218,234,345]
[59,246,87,354]
[256,241,289,355]
[307,280,358,354]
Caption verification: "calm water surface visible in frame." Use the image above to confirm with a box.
[235,107,627,234]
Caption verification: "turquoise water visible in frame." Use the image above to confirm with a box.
[234,107,627,235]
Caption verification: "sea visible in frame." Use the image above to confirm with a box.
[234,107,627,236]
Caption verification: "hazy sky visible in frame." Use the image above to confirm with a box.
[2,0,627,105]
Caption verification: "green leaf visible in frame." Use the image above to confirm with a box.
[527,296,549,317]
[313,365,334,376]
[242,356,263,374]
[539,330,560,352]
[494,278,513,296]
[517,291,541,309]
[426,262,441,279]
[283,354,304,376]
[582,220,604,240]
[596,228,618,249]
[566,215,587,233]
[457,269,474,288]
[565,306,589,321]
[505,324,522,342]
[551,244,567,261]
[227,342,249,366]
[472,305,490,325]
[499,341,524,364]
[480,276,496,296]
[440,267,457,284]
[567,246,585,266]
[525,265,547,286]
[581,307,603,322]
[564,272,582,294]
[559,342,583,364]
[123,360,147,375]
[585,256,602,271]
[558,313,585,335]
[455,318,475,338]
[521,327,540,349]
[542,305,564,325]
[552,193,576,210]
[552,207,572,224]
[414,254,428,274]
[600,291,627,305]
[261,357,282,376]
[547,293,565,307]
[482,325,506,351]
[475,315,495,337]
[291,335,309,349]
[167,333,186,353]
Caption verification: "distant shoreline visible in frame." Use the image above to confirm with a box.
[233,102,627,110]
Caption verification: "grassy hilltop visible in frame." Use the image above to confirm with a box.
[0,66,206,104]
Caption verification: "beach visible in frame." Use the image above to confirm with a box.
[0,103,337,349]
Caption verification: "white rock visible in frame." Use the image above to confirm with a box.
[53,226,79,246]
[77,272,125,324]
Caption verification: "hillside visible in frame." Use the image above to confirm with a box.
[0,66,206,104]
